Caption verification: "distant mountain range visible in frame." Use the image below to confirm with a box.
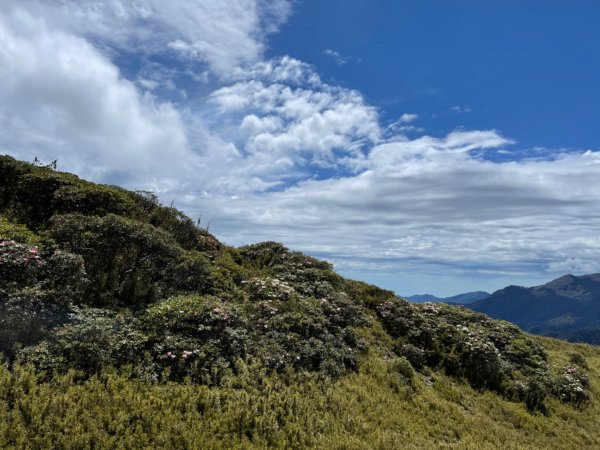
[469,274,600,344]
[406,291,490,305]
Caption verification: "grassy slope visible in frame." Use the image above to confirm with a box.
[1,155,600,448]
[1,342,599,449]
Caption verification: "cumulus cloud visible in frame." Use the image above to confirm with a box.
[208,59,380,171]
[0,8,192,188]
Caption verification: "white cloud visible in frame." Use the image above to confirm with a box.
[7,0,292,74]
[546,258,600,275]
[0,8,192,188]
[208,60,380,170]
[451,105,472,114]
[323,49,350,66]
[225,56,321,85]
[193,132,600,290]
[399,113,418,123]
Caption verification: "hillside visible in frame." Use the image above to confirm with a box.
[407,291,490,304]
[1,155,600,448]
[470,274,600,344]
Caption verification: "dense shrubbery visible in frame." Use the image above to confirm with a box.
[0,238,86,358]
[145,295,249,383]
[0,155,595,418]
[126,190,220,252]
[48,213,213,306]
[19,310,149,377]
[0,240,46,288]
[0,156,219,252]
[376,299,565,408]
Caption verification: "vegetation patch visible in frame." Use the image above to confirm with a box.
[0,156,599,447]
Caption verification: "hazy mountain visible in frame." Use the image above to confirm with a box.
[405,294,440,302]
[469,274,600,344]
[406,291,490,305]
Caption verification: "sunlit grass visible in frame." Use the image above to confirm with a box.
[0,338,599,450]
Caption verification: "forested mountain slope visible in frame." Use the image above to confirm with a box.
[470,274,600,344]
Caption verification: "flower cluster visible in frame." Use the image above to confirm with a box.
[551,364,591,406]
[242,277,296,302]
[160,349,200,360]
[0,240,43,266]
[0,240,45,289]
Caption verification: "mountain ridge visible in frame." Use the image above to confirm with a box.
[470,273,600,344]
[406,291,490,304]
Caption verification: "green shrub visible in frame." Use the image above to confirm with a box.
[0,155,30,209]
[48,214,213,306]
[523,377,548,412]
[569,352,589,369]
[0,294,76,360]
[19,310,149,376]
[388,356,415,380]
[398,343,426,370]
[145,295,249,383]
[0,216,42,245]
[343,279,397,309]
[551,364,591,407]
[127,190,220,252]
[13,171,81,226]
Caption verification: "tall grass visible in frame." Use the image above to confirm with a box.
[0,339,598,450]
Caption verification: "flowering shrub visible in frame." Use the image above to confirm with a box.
[377,299,552,405]
[19,310,149,376]
[239,242,343,298]
[243,277,296,302]
[0,239,87,303]
[145,295,249,383]
[551,364,591,406]
[0,240,45,288]
[0,238,87,358]
[245,293,367,376]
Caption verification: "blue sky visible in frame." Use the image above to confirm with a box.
[1,0,600,296]
[270,0,600,152]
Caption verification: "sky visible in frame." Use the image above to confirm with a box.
[1,1,599,297]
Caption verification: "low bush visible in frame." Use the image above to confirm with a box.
[551,364,591,407]
[19,310,149,376]
[48,214,213,306]
[377,299,553,407]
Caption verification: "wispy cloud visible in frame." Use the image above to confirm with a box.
[323,49,351,66]
[450,105,472,114]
